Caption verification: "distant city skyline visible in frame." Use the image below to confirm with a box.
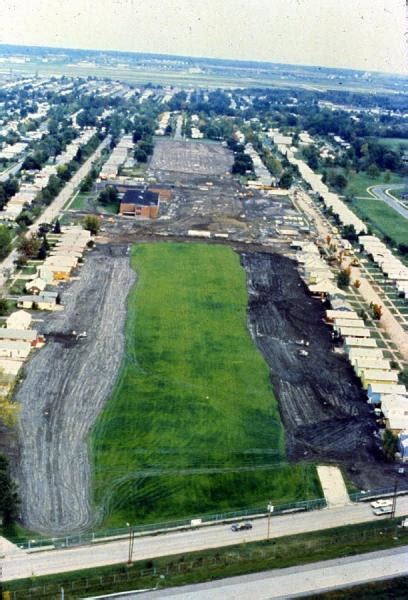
[0,0,406,74]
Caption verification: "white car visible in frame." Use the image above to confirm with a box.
[370,499,392,509]
[373,505,393,516]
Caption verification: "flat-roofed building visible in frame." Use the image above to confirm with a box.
[119,189,160,218]
[344,337,378,350]
[367,383,407,405]
[361,369,399,390]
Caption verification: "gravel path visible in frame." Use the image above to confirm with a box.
[15,244,136,535]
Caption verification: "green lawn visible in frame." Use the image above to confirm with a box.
[68,192,90,210]
[91,243,319,529]
[346,171,402,198]
[352,198,408,246]
[378,137,408,151]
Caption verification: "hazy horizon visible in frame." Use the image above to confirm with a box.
[0,0,406,75]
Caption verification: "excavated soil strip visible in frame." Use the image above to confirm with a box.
[241,251,406,490]
[15,245,135,535]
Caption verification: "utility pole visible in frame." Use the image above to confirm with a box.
[267,502,274,541]
[391,477,398,520]
[126,522,135,565]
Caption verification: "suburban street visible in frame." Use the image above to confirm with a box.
[0,135,110,288]
[2,497,408,581]
[368,184,407,219]
[136,546,408,599]
[0,159,24,183]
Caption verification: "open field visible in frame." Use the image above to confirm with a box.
[378,137,408,151]
[0,61,399,93]
[91,243,320,529]
[352,198,408,246]
[346,171,402,198]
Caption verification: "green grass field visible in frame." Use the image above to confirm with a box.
[346,171,402,198]
[91,243,319,529]
[352,198,408,246]
[378,137,408,151]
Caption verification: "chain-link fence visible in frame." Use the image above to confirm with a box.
[10,497,327,551]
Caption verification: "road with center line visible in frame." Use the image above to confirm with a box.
[368,184,407,219]
[2,496,408,581]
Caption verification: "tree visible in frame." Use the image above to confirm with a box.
[333,173,348,191]
[83,215,101,235]
[279,171,293,189]
[0,225,12,260]
[17,234,41,260]
[372,303,383,320]
[383,170,391,183]
[383,429,397,461]
[337,268,351,289]
[366,163,380,178]
[0,297,8,316]
[38,243,47,260]
[53,220,61,234]
[0,454,19,525]
[134,148,148,163]
[353,279,361,289]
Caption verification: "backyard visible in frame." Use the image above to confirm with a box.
[91,243,320,529]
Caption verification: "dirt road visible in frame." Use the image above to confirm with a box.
[14,244,135,534]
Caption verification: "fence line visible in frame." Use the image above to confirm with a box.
[8,483,408,551]
[10,497,326,550]
[4,522,408,600]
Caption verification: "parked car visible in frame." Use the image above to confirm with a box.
[231,522,253,532]
[373,505,393,516]
[370,499,392,509]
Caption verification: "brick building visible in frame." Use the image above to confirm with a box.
[119,189,160,218]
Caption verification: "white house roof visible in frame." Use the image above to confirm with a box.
[338,326,371,338]
[367,384,407,396]
[6,310,32,329]
[345,337,377,348]
[326,310,360,320]
[0,329,37,342]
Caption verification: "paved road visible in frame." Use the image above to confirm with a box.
[137,546,408,599]
[2,498,408,581]
[174,115,183,140]
[0,136,110,288]
[368,184,408,220]
[0,159,24,183]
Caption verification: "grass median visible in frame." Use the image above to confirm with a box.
[90,242,320,529]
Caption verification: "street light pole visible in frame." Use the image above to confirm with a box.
[267,502,274,541]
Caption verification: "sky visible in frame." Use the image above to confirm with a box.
[0,0,406,74]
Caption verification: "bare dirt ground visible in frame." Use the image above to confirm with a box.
[14,245,135,535]
[241,251,407,490]
[149,139,233,175]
